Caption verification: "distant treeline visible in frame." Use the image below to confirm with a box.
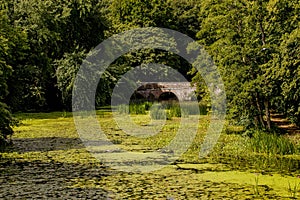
[0,0,299,142]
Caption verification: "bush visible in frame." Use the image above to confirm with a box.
[144,101,153,111]
[130,103,146,114]
[118,101,208,120]
[117,104,129,114]
[180,102,208,115]
[150,104,166,120]
[167,105,182,119]
[117,103,147,115]
[0,102,15,147]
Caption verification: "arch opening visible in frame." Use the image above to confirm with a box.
[130,92,147,104]
[158,92,179,103]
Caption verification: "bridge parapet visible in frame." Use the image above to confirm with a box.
[134,82,196,101]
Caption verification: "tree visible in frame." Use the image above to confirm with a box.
[0,5,15,144]
[54,0,109,109]
[2,0,108,111]
[102,0,202,87]
[280,26,300,125]
[196,0,299,130]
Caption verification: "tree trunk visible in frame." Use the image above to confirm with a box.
[264,100,271,131]
[259,21,266,46]
[250,98,260,129]
[253,116,259,129]
[255,93,265,128]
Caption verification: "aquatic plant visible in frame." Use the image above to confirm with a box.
[247,130,297,155]
[288,180,300,199]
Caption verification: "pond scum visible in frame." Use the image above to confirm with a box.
[0,107,299,199]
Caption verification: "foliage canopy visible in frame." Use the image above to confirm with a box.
[0,0,299,144]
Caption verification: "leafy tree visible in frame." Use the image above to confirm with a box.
[280,26,300,125]
[0,0,298,134]
[1,0,108,111]
[55,49,86,110]
[0,6,16,144]
[54,0,109,109]
[195,0,299,130]
[4,0,64,111]
[103,0,202,91]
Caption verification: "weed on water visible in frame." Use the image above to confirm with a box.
[2,111,300,199]
[254,174,259,196]
[288,180,300,199]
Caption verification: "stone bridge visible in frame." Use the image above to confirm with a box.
[132,82,196,102]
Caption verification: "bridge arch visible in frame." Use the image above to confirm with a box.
[158,92,179,102]
[130,82,196,102]
[147,93,156,102]
[130,92,147,103]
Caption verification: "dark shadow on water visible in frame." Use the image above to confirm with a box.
[14,110,112,120]
[9,137,125,153]
[1,141,292,199]
[11,137,85,152]
[0,156,283,199]
[14,112,74,120]
[0,156,111,199]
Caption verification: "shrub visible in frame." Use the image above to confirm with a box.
[0,102,15,147]
[180,102,208,115]
[117,104,129,114]
[117,103,147,115]
[168,105,182,118]
[144,101,153,111]
[129,103,146,114]
[119,101,207,120]
[150,104,166,120]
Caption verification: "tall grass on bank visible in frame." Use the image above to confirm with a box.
[150,104,166,120]
[163,102,208,116]
[117,101,208,120]
[246,130,298,155]
[117,103,148,115]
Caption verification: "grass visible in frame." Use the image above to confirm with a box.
[150,103,166,120]
[0,110,299,198]
[246,129,298,155]
[118,101,208,120]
